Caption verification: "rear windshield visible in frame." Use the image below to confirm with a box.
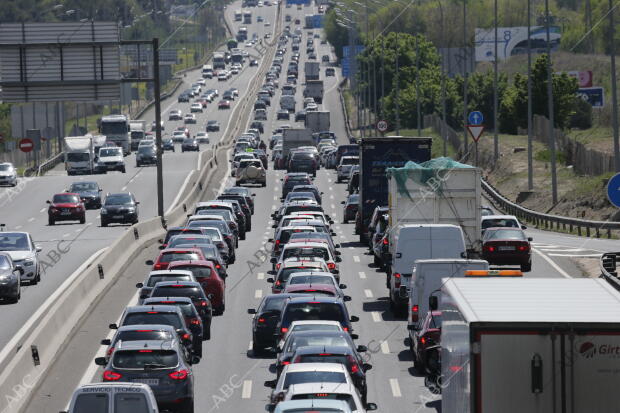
[151,286,203,299]
[341,157,358,165]
[112,350,178,369]
[73,394,109,413]
[283,371,346,390]
[297,354,349,366]
[289,275,333,285]
[290,393,355,410]
[172,265,213,280]
[279,228,314,243]
[147,301,195,318]
[159,252,200,263]
[291,324,341,333]
[164,229,202,244]
[285,205,322,214]
[292,153,314,160]
[147,274,192,287]
[116,330,173,342]
[188,221,227,235]
[114,393,150,413]
[277,267,321,283]
[261,296,290,312]
[283,247,329,261]
[482,218,520,229]
[123,312,182,329]
[283,303,345,323]
[484,229,526,240]
[168,236,212,247]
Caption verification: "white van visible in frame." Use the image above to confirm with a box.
[201,64,213,79]
[63,383,159,413]
[387,224,466,312]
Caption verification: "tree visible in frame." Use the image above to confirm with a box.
[323,9,351,62]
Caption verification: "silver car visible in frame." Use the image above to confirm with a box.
[0,231,41,285]
[0,163,17,187]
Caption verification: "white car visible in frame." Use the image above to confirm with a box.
[266,363,354,407]
[184,113,197,124]
[481,214,526,234]
[0,232,42,285]
[66,383,159,413]
[138,139,155,147]
[306,103,318,112]
[168,109,182,121]
[0,162,17,187]
[217,71,228,81]
[230,64,241,74]
[190,103,203,113]
[196,78,206,86]
[98,146,126,173]
[278,319,344,348]
[337,156,359,183]
[195,132,210,144]
[265,21,271,26]
[172,131,187,143]
[245,41,254,47]
[282,382,375,412]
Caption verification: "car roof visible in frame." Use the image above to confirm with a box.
[168,259,217,268]
[147,270,194,277]
[143,296,194,304]
[293,345,354,355]
[290,320,342,327]
[287,296,343,304]
[281,260,326,268]
[285,283,337,292]
[287,382,356,394]
[124,305,182,313]
[116,339,177,351]
[482,215,518,220]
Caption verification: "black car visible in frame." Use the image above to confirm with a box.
[247,293,311,354]
[250,121,264,134]
[178,92,191,103]
[254,100,267,110]
[0,253,22,303]
[223,186,255,214]
[216,195,252,230]
[294,110,306,122]
[206,120,220,132]
[182,138,200,152]
[100,192,139,227]
[277,109,290,120]
[136,145,157,166]
[281,173,313,198]
[223,90,235,101]
[68,181,102,209]
[287,152,317,176]
[163,138,175,151]
[250,59,258,66]
[342,194,359,223]
[291,184,322,204]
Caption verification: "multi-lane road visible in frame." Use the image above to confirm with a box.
[4,1,613,412]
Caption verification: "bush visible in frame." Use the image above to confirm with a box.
[569,97,593,129]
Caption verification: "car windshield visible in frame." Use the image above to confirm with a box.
[146,274,192,287]
[286,193,316,202]
[289,275,334,285]
[283,371,346,390]
[112,349,178,369]
[67,153,90,162]
[159,252,201,263]
[428,314,442,329]
[347,195,359,203]
[138,146,155,154]
[482,218,519,229]
[283,247,329,260]
[169,236,212,247]
[484,229,526,240]
[123,312,182,329]
[0,165,13,172]
[285,333,349,352]
[151,286,202,299]
[297,354,349,366]
[53,194,80,203]
[116,330,173,342]
[105,195,133,206]
[187,222,226,237]
[70,182,98,192]
[100,148,122,157]
[284,303,344,324]
[0,234,29,251]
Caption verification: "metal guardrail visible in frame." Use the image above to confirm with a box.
[601,252,620,290]
[482,178,620,238]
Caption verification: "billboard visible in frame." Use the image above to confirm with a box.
[342,45,364,78]
[475,26,561,62]
[577,87,604,108]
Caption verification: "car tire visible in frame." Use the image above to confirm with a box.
[80,216,86,224]
[240,232,246,240]
[101,220,108,227]
[373,254,381,266]
[343,219,348,224]
[31,272,40,286]
[261,182,266,187]
[181,398,194,413]
[48,217,55,226]
[252,341,264,355]
[521,261,532,272]
[121,167,126,173]
[204,323,211,340]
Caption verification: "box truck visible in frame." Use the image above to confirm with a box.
[304,111,330,133]
[282,129,314,158]
[100,114,131,155]
[64,135,107,175]
[129,120,146,151]
[386,157,482,254]
[358,136,431,242]
[440,277,620,413]
[303,80,324,104]
[304,61,320,81]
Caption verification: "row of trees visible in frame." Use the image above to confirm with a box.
[328,28,584,133]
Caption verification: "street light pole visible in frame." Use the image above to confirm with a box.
[527,0,534,189]
[395,31,400,135]
[462,0,469,154]
[416,35,421,136]
[609,0,620,171]
[493,0,499,160]
[544,0,558,204]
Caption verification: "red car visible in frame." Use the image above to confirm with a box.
[47,193,86,225]
[411,310,442,372]
[175,126,190,137]
[146,247,206,271]
[168,260,226,315]
[218,100,231,110]
[481,227,532,272]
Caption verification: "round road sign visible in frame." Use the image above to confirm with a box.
[19,138,34,153]
[376,120,389,133]
[607,172,620,208]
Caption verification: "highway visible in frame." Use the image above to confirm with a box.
[7,2,617,413]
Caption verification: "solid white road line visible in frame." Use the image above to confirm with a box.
[538,248,586,253]
[330,204,335,210]
[381,341,390,354]
[389,378,402,397]
[371,312,381,322]
[242,380,253,399]
[255,289,263,299]
[364,289,373,298]
[533,249,572,278]
[353,256,360,263]
[548,253,602,257]
[358,271,366,279]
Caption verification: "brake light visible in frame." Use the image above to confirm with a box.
[139,350,153,353]
[275,239,280,246]
[107,347,115,356]
[485,245,496,252]
[394,273,401,288]
[103,370,122,381]
[258,317,266,323]
[136,329,154,332]
[190,319,201,325]
[153,263,165,270]
[383,238,388,245]
[169,369,189,380]
[215,264,222,269]
[275,280,281,286]
[160,301,175,304]
[327,262,336,270]
[281,327,288,333]
[421,336,426,345]
[200,301,208,306]
[518,244,530,252]
[182,333,190,340]
[276,263,281,270]
[411,304,419,322]
[343,327,349,332]
[147,311,158,314]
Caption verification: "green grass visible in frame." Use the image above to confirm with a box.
[399,127,457,159]
[568,126,613,144]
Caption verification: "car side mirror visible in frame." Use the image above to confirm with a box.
[252,193,256,196]
[343,295,351,302]
[429,295,438,311]
[46,200,51,204]
[350,333,359,339]
[335,257,342,263]
[109,323,118,330]
[264,380,276,388]
[522,225,528,230]
[158,245,165,250]
[356,345,367,352]
[366,403,378,411]
[35,245,42,252]
[363,363,373,371]
[101,338,111,346]
[158,238,164,244]
[528,237,533,241]
[247,308,257,314]
[335,251,342,256]
[94,357,108,366]
[270,257,277,264]
[190,355,201,365]
[407,324,418,331]
[145,260,154,265]
[329,220,334,224]
[340,201,345,205]
[350,315,359,322]
[267,277,275,283]
[135,282,144,288]
[98,188,102,192]
[335,244,341,248]
[14,265,24,275]
[320,192,324,195]
[207,293,214,300]
[331,231,337,236]
[268,238,274,243]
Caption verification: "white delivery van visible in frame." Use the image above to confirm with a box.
[63,383,159,413]
[387,224,465,312]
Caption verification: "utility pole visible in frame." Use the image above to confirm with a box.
[544,0,558,204]
[438,0,447,156]
[462,0,468,154]
[380,33,385,118]
[609,0,620,171]
[395,31,400,135]
[586,0,594,54]
[416,35,421,136]
[493,0,499,160]
[527,0,534,189]
[153,38,164,218]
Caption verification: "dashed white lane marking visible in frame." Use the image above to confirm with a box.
[335,225,341,230]
[257,272,265,280]
[39,208,46,213]
[327,178,332,183]
[274,196,278,201]
[248,341,253,351]
[15,225,22,230]
[353,256,360,263]
[359,271,366,279]
[381,340,390,354]
[532,249,571,279]
[371,312,381,322]
[364,289,373,298]
[330,194,334,199]
[539,248,587,253]
[548,253,602,257]
[241,380,252,399]
[254,289,263,299]
[63,233,70,238]
[27,217,35,222]
[331,204,335,209]
[390,378,402,397]
[121,186,127,191]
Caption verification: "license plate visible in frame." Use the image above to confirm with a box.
[113,215,123,219]
[61,212,71,216]
[498,246,515,251]
[132,378,159,385]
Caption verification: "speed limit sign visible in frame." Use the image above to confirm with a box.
[376,120,389,133]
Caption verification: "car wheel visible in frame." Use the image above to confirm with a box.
[181,398,194,413]
[373,254,381,266]
[48,217,55,226]
[343,219,348,224]
[521,261,532,272]
[240,232,246,240]
[204,323,211,340]
[261,182,266,187]
[252,340,264,355]
[121,167,126,173]
[101,219,108,227]
[79,215,86,224]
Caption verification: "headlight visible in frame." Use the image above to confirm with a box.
[101,208,108,214]
[24,258,34,266]
[0,275,9,282]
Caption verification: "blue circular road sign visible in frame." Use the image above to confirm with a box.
[607,172,620,208]
[468,111,484,126]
